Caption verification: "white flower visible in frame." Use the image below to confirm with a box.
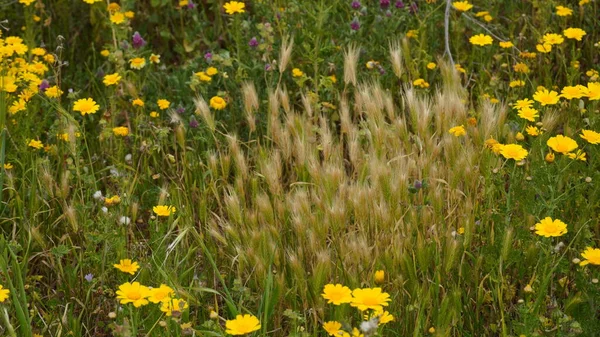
[93,190,103,200]
[101,207,108,213]
[125,154,132,162]
[119,216,131,225]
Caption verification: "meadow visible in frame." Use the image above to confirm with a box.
[1,0,600,336]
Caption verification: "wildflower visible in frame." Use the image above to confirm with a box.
[560,85,587,99]
[323,321,342,336]
[248,37,259,48]
[579,247,600,266]
[223,1,246,14]
[374,270,385,284]
[523,284,533,293]
[499,41,514,49]
[563,28,586,41]
[469,34,493,46]
[150,111,159,118]
[132,98,144,107]
[112,126,129,137]
[427,62,437,70]
[110,12,125,24]
[448,125,466,137]
[115,282,150,307]
[195,71,212,82]
[350,287,390,311]
[45,86,63,98]
[517,107,539,122]
[513,98,534,110]
[534,217,568,237]
[157,99,171,110]
[533,88,560,106]
[413,78,429,88]
[103,73,121,86]
[428,327,436,334]
[105,195,121,206]
[0,285,9,303]
[9,99,27,114]
[452,1,473,11]
[28,139,44,149]
[124,11,135,18]
[321,284,353,305]
[4,163,13,170]
[149,54,161,64]
[516,132,525,141]
[500,144,528,161]
[555,5,573,16]
[350,17,361,31]
[455,64,466,73]
[542,33,564,45]
[406,30,418,39]
[547,135,578,154]
[536,43,552,53]
[148,284,175,303]
[525,126,541,136]
[153,205,176,216]
[161,298,189,317]
[509,80,525,88]
[19,0,35,5]
[206,67,218,76]
[132,32,147,49]
[545,152,555,163]
[73,98,100,115]
[129,57,146,69]
[114,259,140,275]
[85,273,94,282]
[292,68,304,77]
[225,314,261,335]
[580,130,600,144]
[513,63,530,74]
[566,149,586,161]
[586,82,600,100]
[210,96,227,110]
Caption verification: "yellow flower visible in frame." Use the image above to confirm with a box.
[413,78,430,88]
[150,111,159,118]
[4,163,13,170]
[124,11,135,19]
[157,99,171,110]
[534,217,567,237]
[563,28,586,41]
[45,86,63,98]
[426,62,437,70]
[525,126,541,136]
[350,287,390,311]
[452,1,473,11]
[129,57,146,70]
[105,195,121,206]
[114,259,140,275]
[547,135,578,154]
[225,314,261,335]
[161,298,189,316]
[580,129,600,144]
[103,73,121,86]
[513,98,534,110]
[406,30,418,39]
[19,0,35,5]
[533,88,560,106]
[28,139,44,149]
[469,34,493,46]
[223,1,246,14]
[586,82,600,100]
[448,125,466,137]
[132,98,145,107]
[9,99,27,115]
[515,132,525,141]
[579,0,590,5]
[148,284,175,303]
[374,270,385,284]
[112,126,129,137]
[509,80,525,88]
[73,98,100,116]
[499,41,514,49]
[210,96,227,110]
[195,71,212,82]
[100,50,110,57]
[517,107,539,122]
[579,247,600,266]
[566,149,586,161]
[560,85,588,99]
[206,67,218,76]
[115,282,150,307]
[0,285,9,303]
[149,54,161,64]
[110,12,125,24]
[153,205,176,216]
[545,152,555,163]
[321,283,353,305]
[107,2,121,12]
[536,43,552,53]
[31,47,46,56]
[555,5,573,16]
[323,321,342,336]
[499,144,528,161]
[513,63,530,74]
[292,68,304,77]
[542,33,564,45]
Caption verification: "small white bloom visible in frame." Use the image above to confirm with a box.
[101,207,108,213]
[125,153,132,162]
[119,216,131,225]
[93,190,103,200]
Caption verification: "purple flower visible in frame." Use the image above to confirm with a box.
[248,37,259,48]
[409,2,418,13]
[413,180,422,189]
[84,273,94,282]
[39,79,49,92]
[380,0,390,9]
[351,1,361,9]
[187,1,196,9]
[265,63,272,71]
[350,18,360,31]
[189,118,199,128]
[132,32,146,49]
[204,52,213,62]
[395,0,404,8]
[176,106,186,114]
